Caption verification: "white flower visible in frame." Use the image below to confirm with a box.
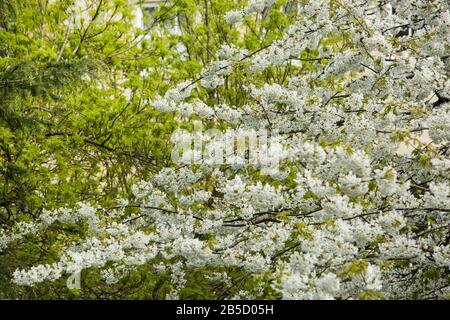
[224,10,243,24]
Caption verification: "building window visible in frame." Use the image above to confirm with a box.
[142,1,159,29]
[141,1,180,34]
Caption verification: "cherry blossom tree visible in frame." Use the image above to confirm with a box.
[2,0,449,299]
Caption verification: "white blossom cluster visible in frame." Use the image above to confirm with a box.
[2,0,449,299]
